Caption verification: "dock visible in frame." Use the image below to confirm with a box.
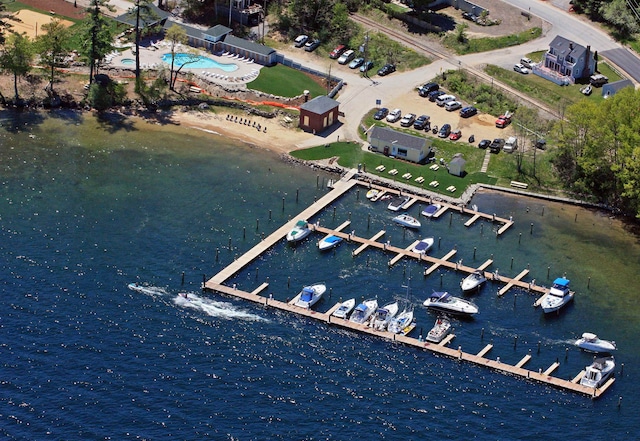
[203,172,613,399]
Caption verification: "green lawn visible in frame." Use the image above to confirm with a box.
[248,64,328,98]
[444,27,543,55]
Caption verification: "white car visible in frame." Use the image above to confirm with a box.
[444,100,462,111]
[514,63,530,74]
[337,50,355,65]
[520,57,533,68]
[386,108,402,123]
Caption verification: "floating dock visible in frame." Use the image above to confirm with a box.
[203,170,613,398]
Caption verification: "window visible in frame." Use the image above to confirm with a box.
[397,148,407,157]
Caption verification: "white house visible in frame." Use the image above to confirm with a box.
[368,126,432,163]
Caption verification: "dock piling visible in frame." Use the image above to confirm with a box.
[255,268,259,279]
[519,232,522,244]
[588,277,591,288]
[216,248,219,262]
[282,197,285,211]
[481,328,484,340]
[511,257,514,269]
[181,271,185,286]
[368,214,370,229]
[538,341,541,354]
[287,276,290,288]
[473,247,476,259]
[243,227,246,240]
[449,212,453,225]
[333,206,336,219]
[296,188,299,203]
[356,189,360,200]
[530,223,534,234]
[228,236,232,250]
[565,347,569,359]
[514,335,518,349]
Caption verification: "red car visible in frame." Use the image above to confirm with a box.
[449,129,462,141]
[329,45,346,59]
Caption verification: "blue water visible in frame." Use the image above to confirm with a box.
[1,112,639,439]
[162,53,239,71]
[121,58,135,65]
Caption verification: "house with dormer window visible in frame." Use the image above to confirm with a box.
[534,35,596,85]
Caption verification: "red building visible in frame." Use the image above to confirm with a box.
[299,96,340,134]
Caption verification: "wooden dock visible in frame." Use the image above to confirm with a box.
[202,174,614,399]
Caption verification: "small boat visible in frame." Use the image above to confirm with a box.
[388,306,414,334]
[387,195,410,211]
[426,316,452,343]
[580,356,615,388]
[460,270,487,293]
[423,291,479,316]
[366,189,380,200]
[294,283,326,309]
[574,332,617,353]
[541,277,574,313]
[392,214,421,229]
[349,298,378,324]
[286,219,312,243]
[369,301,399,331]
[421,203,441,218]
[332,298,356,319]
[318,234,343,251]
[411,237,434,254]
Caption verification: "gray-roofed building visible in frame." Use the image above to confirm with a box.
[601,79,634,98]
[114,3,170,28]
[535,35,595,84]
[448,154,466,177]
[368,126,432,163]
[299,96,340,134]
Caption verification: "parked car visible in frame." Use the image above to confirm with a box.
[445,100,462,111]
[535,139,547,150]
[449,129,462,141]
[514,63,530,74]
[304,39,321,52]
[360,60,374,72]
[377,63,396,76]
[489,138,505,153]
[386,108,402,122]
[338,49,355,65]
[294,35,308,48]
[373,107,389,120]
[329,45,346,59]
[520,57,533,68]
[428,90,445,102]
[413,114,430,130]
[495,111,512,128]
[462,11,478,22]
[478,139,491,149]
[349,57,364,69]
[436,94,456,107]
[460,106,477,118]
[438,123,451,138]
[590,74,609,86]
[400,113,416,127]
[418,82,439,97]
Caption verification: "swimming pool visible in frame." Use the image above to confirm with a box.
[121,58,135,65]
[161,53,239,71]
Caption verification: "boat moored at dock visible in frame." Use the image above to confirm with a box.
[460,270,487,293]
[332,298,356,319]
[426,316,452,343]
[387,195,411,211]
[411,237,434,254]
[392,214,421,229]
[294,283,326,309]
[423,291,479,316]
[421,203,441,218]
[541,277,574,313]
[287,220,312,243]
[349,299,378,324]
[580,356,615,388]
[318,234,343,251]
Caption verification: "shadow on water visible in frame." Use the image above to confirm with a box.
[0,108,46,132]
[46,108,86,125]
[96,111,138,133]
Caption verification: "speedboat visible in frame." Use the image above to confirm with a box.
[294,283,326,309]
[580,356,615,388]
[574,333,617,353]
[286,220,312,243]
[349,298,378,324]
[387,195,410,211]
[460,270,487,293]
[392,214,421,229]
[366,189,380,200]
[318,234,343,251]
[332,298,356,319]
[388,306,414,334]
[423,291,479,316]
[369,301,399,331]
[421,203,441,218]
[412,237,434,255]
[541,277,574,313]
[426,316,451,343]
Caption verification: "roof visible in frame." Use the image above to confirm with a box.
[203,24,233,39]
[223,35,277,57]
[369,126,431,152]
[602,79,634,95]
[300,95,340,115]
[549,35,587,60]
[115,3,170,27]
[553,277,570,287]
[450,156,466,165]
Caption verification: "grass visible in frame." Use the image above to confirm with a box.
[444,27,542,55]
[248,64,328,98]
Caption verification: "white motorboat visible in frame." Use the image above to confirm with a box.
[318,234,343,251]
[392,214,421,229]
[411,237,434,254]
[388,306,414,334]
[574,333,617,353]
[541,277,574,313]
[366,189,380,200]
[580,356,615,388]
[349,298,378,324]
[294,283,326,309]
[426,316,452,343]
[460,270,487,292]
[387,195,410,211]
[369,301,399,331]
[332,298,356,319]
[286,219,312,243]
[423,291,479,316]
[421,203,441,218]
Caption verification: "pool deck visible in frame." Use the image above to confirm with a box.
[108,43,262,88]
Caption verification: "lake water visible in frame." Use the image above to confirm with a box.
[1,111,638,439]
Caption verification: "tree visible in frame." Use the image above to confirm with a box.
[165,24,196,91]
[125,0,156,91]
[329,2,355,45]
[78,0,115,84]
[0,33,34,102]
[599,0,640,37]
[35,19,71,93]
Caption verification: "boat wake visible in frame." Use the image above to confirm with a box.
[127,283,170,297]
[174,292,267,322]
